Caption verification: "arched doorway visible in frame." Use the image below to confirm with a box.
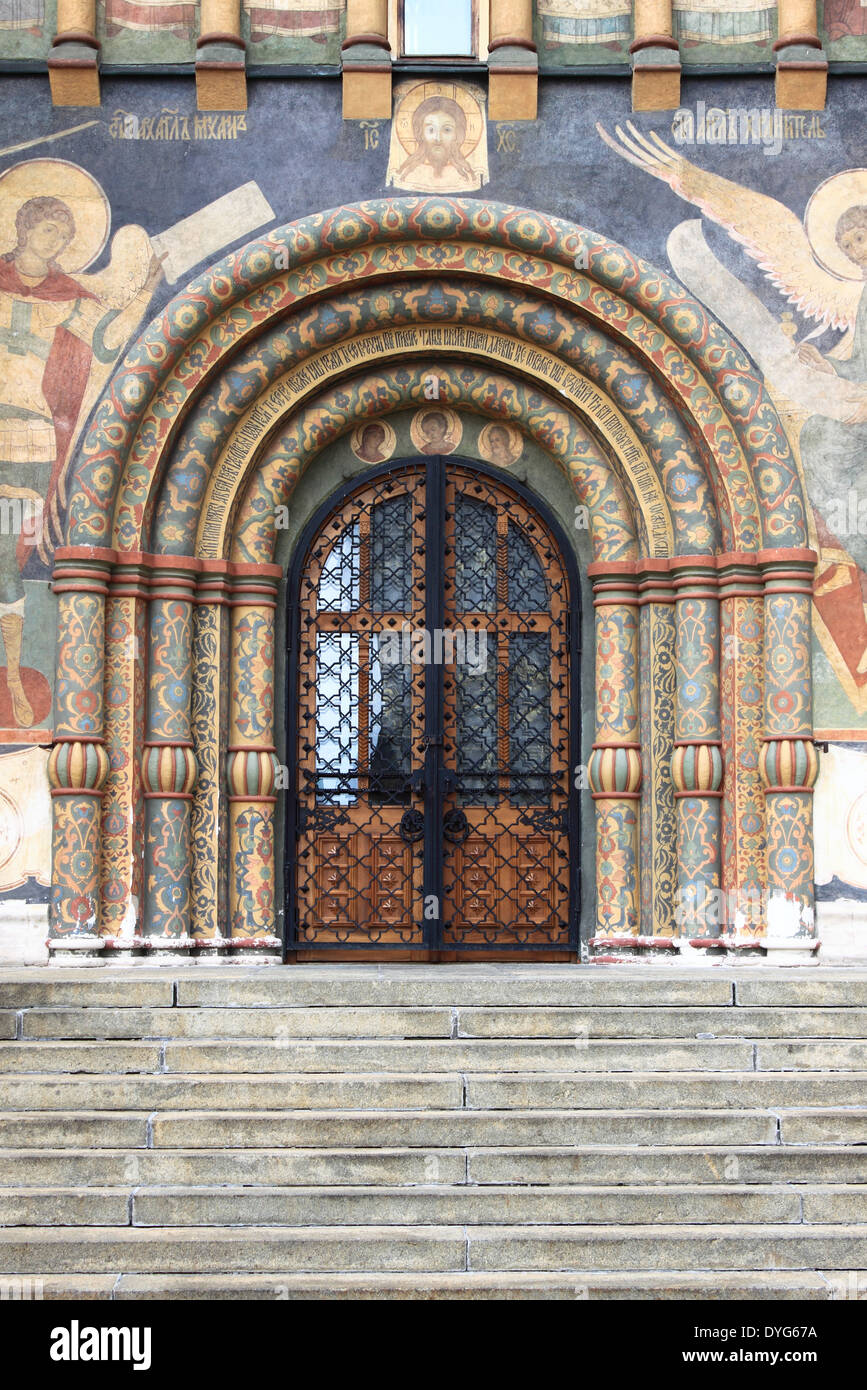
[45,196,818,962]
[285,457,581,959]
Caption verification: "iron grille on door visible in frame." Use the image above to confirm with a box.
[285,457,580,956]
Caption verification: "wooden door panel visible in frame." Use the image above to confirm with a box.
[287,458,578,957]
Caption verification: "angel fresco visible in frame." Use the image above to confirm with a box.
[598,122,867,709]
[0,158,163,729]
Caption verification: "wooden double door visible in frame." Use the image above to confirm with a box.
[285,457,580,959]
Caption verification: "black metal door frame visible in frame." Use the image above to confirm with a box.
[283,454,582,957]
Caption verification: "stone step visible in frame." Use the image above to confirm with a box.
[0,1108,782,1149]
[462,1072,867,1111]
[0,1074,464,1111]
[465,1225,867,1272]
[3,1270,844,1300]
[0,1113,148,1149]
[5,1182,854,1227]
[16,1006,455,1041]
[467,1144,867,1186]
[18,1003,867,1041]
[127,1183,814,1227]
[0,1038,758,1073]
[110,1270,850,1300]
[456,1006,867,1040]
[147,1108,780,1148]
[0,976,174,1009]
[779,1110,867,1144]
[160,1040,757,1074]
[174,973,737,1009]
[0,1147,469,1187]
[0,1043,163,1074]
[3,969,866,1014]
[736,979,867,1008]
[756,1041,867,1070]
[3,1070,866,1112]
[2,1223,866,1274]
[0,1188,131,1226]
[1,1143,865,1188]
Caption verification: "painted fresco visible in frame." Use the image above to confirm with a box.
[0,71,864,915]
[0,157,162,735]
[815,742,867,895]
[387,80,489,193]
[597,121,867,734]
[97,0,197,64]
[242,0,345,64]
[0,0,54,59]
[821,0,867,60]
[0,151,273,740]
[0,745,50,891]
[674,1,776,61]
[535,0,631,65]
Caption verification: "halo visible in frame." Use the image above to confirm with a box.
[478,421,524,468]
[410,406,463,455]
[804,169,867,282]
[350,418,397,464]
[393,81,484,161]
[0,158,111,274]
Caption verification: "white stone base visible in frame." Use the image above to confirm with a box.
[815,898,867,962]
[0,901,49,965]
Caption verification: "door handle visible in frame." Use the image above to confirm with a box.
[399,809,425,844]
[443,808,470,844]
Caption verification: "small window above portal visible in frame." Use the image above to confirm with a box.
[401,0,478,59]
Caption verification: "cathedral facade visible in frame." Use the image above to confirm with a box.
[0,0,865,967]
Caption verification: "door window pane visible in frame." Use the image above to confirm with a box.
[454,494,497,612]
[371,493,412,613]
[455,631,497,805]
[369,633,412,804]
[509,633,551,805]
[318,523,359,613]
[404,0,474,56]
[508,521,549,612]
[315,633,359,804]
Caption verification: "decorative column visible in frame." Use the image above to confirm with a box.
[587,564,642,946]
[775,0,827,111]
[48,0,100,107]
[142,559,198,947]
[488,0,538,121]
[227,565,283,946]
[101,553,149,946]
[191,562,233,948]
[48,548,113,955]
[671,558,723,939]
[718,554,766,941]
[631,0,680,113]
[196,0,247,112]
[637,560,677,937]
[758,549,819,957]
[342,0,392,121]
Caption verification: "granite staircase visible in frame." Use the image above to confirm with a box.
[0,965,866,1300]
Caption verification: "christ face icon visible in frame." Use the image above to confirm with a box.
[422,108,459,171]
[396,96,477,188]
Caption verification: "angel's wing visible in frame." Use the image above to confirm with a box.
[596,121,863,332]
[36,225,160,564]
